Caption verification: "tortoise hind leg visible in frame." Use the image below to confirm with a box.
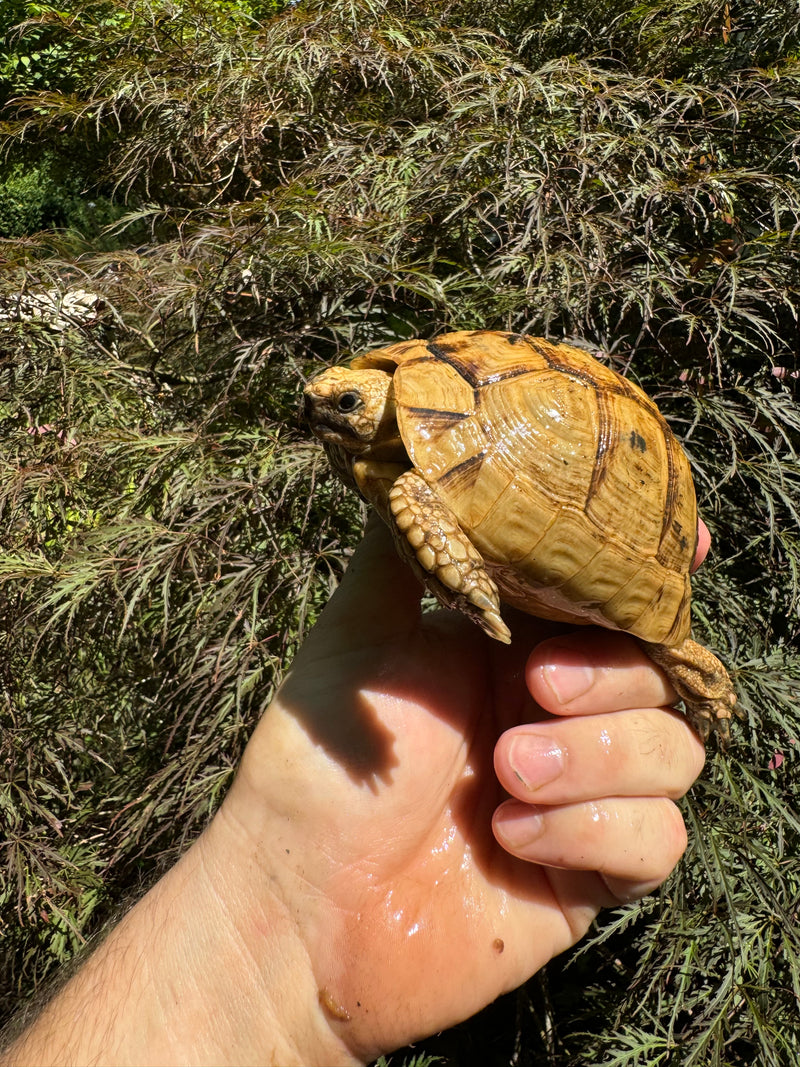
[643,638,737,744]
[387,469,511,643]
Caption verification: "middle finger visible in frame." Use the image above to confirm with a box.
[494,706,705,806]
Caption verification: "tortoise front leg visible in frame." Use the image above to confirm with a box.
[387,469,511,643]
[643,638,737,744]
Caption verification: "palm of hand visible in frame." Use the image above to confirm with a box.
[224,525,616,1060]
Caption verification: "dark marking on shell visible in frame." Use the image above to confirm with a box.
[438,450,486,491]
[414,341,534,391]
[630,430,647,452]
[587,389,616,502]
[426,340,456,361]
[673,520,689,552]
[522,337,559,365]
[421,342,482,387]
[554,359,631,396]
[405,405,469,423]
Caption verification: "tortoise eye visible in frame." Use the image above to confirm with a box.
[337,391,360,413]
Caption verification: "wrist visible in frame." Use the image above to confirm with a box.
[194,808,362,1067]
[2,816,360,1067]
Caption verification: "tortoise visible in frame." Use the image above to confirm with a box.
[302,330,736,740]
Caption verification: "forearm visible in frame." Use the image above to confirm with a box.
[0,823,359,1067]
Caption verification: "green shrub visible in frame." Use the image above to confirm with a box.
[0,163,48,236]
[1,1,798,1063]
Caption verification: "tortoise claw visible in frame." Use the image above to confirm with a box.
[388,469,510,642]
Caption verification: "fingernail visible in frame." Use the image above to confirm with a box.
[541,653,595,705]
[508,734,564,791]
[495,804,545,850]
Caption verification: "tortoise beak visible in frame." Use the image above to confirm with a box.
[300,389,340,443]
[301,387,326,432]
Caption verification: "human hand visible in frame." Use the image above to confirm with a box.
[1,518,707,1067]
[207,517,705,1064]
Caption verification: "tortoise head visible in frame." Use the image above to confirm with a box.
[303,366,398,454]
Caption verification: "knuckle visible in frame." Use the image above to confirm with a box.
[659,800,689,865]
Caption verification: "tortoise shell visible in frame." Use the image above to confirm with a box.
[350,329,697,647]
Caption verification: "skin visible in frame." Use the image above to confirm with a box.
[1,519,707,1067]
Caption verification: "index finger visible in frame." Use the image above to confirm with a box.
[526,630,677,716]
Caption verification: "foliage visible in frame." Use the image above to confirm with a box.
[0,1,284,237]
[1,0,799,1062]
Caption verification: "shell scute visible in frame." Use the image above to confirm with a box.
[561,537,646,612]
[420,333,538,387]
[515,508,604,589]
[583,389,672,555]
[406,368,599,518]
[628,571,691,645]
[470,473,559,564]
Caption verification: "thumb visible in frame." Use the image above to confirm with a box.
[304,513,423,650]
